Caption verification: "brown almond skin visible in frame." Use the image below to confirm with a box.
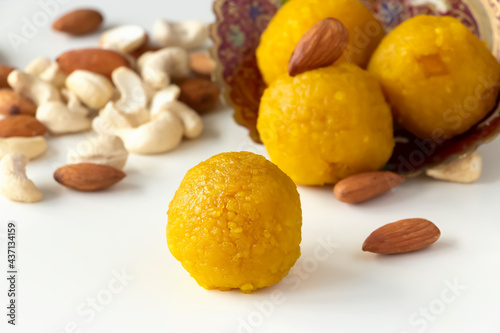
[334,171,405,204]
[288,17,349,77]
[0,115,46,138]
[178,78,221,113]
[57,49,131,80]
[129,43,160,59]
[0,65,15,89]
[0,89,37,116]
[128,35,161,59]
[54,163,126,191]
[190,53,216,76]
[52,9,103,36]
[362,218,441,254]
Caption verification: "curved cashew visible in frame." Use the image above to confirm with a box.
[36,92,91,134]
[0,136,47,160]
[92,102,133,135]
[61,89,88,116]
[137,51,154,71]
[95,100,149,131]
[7,70,61,105]
[112,67,148,113]
[25,57,51,76]
[138,47,190,90]
[426,151,482,184]
[39,62,67,88]
[122,107,150,128]
[115,112,183,154]
[0,154,42,203]
[150,85,180,118]
[154,101,202,139]
[136,51,157,95]
[100,25,147,53]
[153,20,208,49]
[67,135,129,170]
[66,70,114,109]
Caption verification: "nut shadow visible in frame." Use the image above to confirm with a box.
[36,184,63,203]
[354,237,457,264]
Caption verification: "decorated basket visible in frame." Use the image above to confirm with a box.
[210,0,500,176]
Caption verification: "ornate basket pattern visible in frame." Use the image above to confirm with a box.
[211,0,500,175]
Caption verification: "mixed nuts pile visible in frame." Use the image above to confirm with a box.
[0,8,220,202]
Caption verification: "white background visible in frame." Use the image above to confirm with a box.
[1,0,500,332]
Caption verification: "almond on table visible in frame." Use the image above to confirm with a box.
[334,171,405,204]
[0,115,46,138]
[363,218,441,255]
[52,9,103,36]
[57,49,131,80]
[0,89,37,116]
[54,163,126,192]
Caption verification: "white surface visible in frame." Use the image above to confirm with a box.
[1,1,500,332]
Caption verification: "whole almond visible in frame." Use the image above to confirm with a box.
[190,52,216,76]
[288,18,349,77]
[0,65,15,89]
[52,9,103,36]
[57,49,131,80]
[362,218,441,254]
[54,163,126,191]
[178,78,221,113]
[0,89,37,116]
[0,115,46,138]
[334,171,405,204]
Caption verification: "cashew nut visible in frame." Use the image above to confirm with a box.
[153,101,202,139]
[67,135,129,170]
[92,102,133,135]
[0,154,42,203]
[138,47,190,90]
[137,51,154,71]
[36,90,91,134]
[152,20,208,49]
[96,100,149,130]
[39,62,67,88]
[150,85,180,118]
[0,136,47,160]
[61,89,88,116]
[112,67,148,113]
[7,70,61,105]
[115,111,183,154]
[426,151,482,184]
[121,108,150,128]
[24,58,66,88]
[66,70,114,109]
[25,57,51,76]
[100,25,147,53]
